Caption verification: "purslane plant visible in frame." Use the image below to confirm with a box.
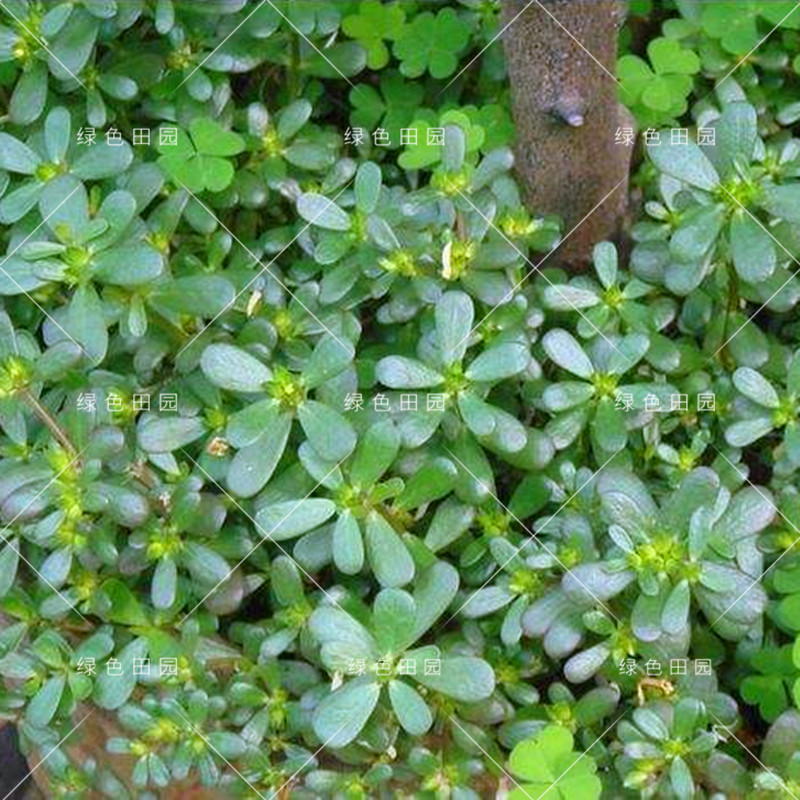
[573,467,773,640]
[632,99,800,296]
[193,333,357,498]
[538,326,678,454]
[540,241,674,341]
[616,698,721,798]
[307,561,495,748]
[375,289,532,456]
[520,466,774,685]
[0,105,133,224]
[3,0,800,797]
[726,359,800,469]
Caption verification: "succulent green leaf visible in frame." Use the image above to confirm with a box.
[73,140,134,179]
[255,499,336,542]
[0,540,19,598]
[373,588,416,652]
[137,415,207,453]
[200,344,272,392]
[670,756,695,799]
[661,579,691,634]
[414,655,494,701]
[310,605,379,664]
[152,557,178,609]
[647,134,720,190]
[375,356,443,389]
[277,99,312,140]
[542,329,594,379]
[733,367,780,408]
[725,417,775,447]
[26,674,66,727]
[760,184,800,223]
[227,413,292,498]
[302,335,355,389]
[355,161,382,214]
[0,134,40,174]
[411,560,459,640]
[395,457,457,511]
[634,707,670,740]
[312,678,381,748]
[389,679,432,735]
[350,419,400,488]
[94,637,148,710]
[298,400,357,461]
[730,213,777,283]
[436,291,474,366]
[465,343,529,382]
[333,511,364,575]
[364,512,415,588]
[297,193,351,231]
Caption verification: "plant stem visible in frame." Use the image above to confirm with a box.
[21,389,77,457]
[719,264,739,369]
[289,32,300,99]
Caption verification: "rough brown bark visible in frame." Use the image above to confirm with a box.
[502,0,632,267]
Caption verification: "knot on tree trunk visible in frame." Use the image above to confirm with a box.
[502,0,633,267]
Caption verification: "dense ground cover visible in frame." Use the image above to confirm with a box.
[4,1,800,798]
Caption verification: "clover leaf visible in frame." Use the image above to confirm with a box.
[472,103,516,150]
[349,72,425,150]
[393,7,470,79]
[342,1,406,70]
[700,2,800,55]
[618,36,700,125]
[508,725,601,800]
[157,119,245,193]
[741,645,795,723]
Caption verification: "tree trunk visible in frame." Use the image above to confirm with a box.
[502,0,632,267]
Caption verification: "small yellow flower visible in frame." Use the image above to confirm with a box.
[129,740,150,757]
[441,239,476,281]
[262,127,285,158]
[379,249,419,277]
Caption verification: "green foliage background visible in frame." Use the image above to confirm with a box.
[3,0,800,798]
